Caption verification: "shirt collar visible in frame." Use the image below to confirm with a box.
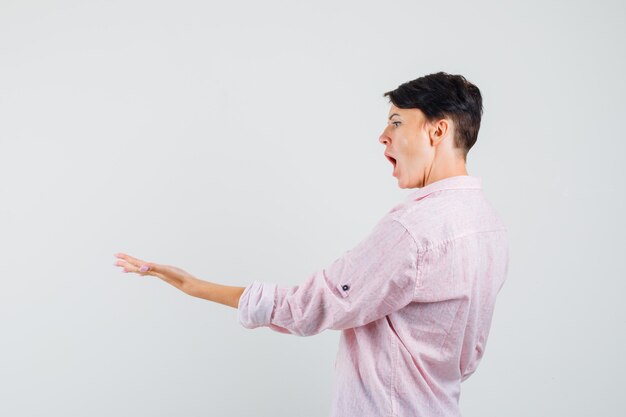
[403,175,482,201]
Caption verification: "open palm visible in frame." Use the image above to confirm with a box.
[114,252,199,295]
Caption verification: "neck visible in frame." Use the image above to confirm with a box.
[423,158,468,187]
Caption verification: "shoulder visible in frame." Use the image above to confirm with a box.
[391,189,506,253]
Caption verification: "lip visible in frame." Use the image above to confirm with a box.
[384,152,397,165]
[384,152,398,176]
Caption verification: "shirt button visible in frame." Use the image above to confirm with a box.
[341,284,350,291]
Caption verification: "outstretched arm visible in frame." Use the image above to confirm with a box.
[114,252,245,309]
[237,216,420,336]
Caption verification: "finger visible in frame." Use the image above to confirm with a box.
[114,252,146,268]
[115,260,182,289]
[114,254,152,275]
[118,260,153,276]
[115,253,150,271]
[114,257,187,292]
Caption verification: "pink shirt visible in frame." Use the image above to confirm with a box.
[238,175,509,417]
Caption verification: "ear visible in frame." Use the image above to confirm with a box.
[430,119,451,146]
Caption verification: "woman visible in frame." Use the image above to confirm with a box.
[114,71,510,417]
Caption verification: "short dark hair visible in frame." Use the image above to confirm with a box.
[382,72,483,161]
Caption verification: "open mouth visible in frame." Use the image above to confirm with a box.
[386,155,397,167]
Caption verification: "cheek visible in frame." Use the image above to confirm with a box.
[411,137,431,157]
[398,140,422,160]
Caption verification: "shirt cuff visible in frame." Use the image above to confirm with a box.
[238,280,278,329]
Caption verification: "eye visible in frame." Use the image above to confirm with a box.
[392,121,401,127]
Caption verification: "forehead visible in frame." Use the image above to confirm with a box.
[387,105,422,120]
[387,105,402,119]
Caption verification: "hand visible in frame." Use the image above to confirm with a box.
[113,252,200,295]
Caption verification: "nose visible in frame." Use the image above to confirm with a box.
[379,131,389,145]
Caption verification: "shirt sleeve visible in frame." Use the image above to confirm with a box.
[237,215,420,336]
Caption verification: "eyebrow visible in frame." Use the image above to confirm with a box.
[388,113,401,120]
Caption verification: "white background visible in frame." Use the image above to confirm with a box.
[1,0,624,416]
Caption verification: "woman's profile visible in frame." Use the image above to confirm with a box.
[114,71,509,417]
